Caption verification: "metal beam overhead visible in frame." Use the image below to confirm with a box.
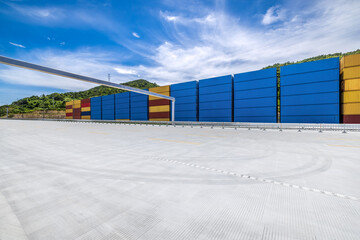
[0,55,175,121]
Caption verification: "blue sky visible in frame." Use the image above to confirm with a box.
[0,0,359,105]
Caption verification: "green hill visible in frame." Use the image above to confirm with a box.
[262,49,360,69]
[0,79,158,117]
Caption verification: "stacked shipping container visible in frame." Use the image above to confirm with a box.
[73,100,81,119]
[65,101,73,119]
[90,96,102,120]
[102,95,115,120]
[149,86,171,121]
[170,81,198,121]
[115,92,130,120]
[280,58,340,123]
[199,75,233,122]
[64,54,360,124]
[130,91,148,120]
[341,54,360,123]
[234,68,277,123]
[81,98,91,119]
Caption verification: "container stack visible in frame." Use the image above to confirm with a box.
[90,96,102,120]
[149,86,170,121]
[73,100,81,119]
[234,68,277,123]
[101,95,115,120]
[81,98,91,119]
[115,92,130,120]
[65,101,73,119]
[280,58,340,123]
[170,81,198,121]
[341,54,360,123]
[198,75,233,122]
[130,91,148,120]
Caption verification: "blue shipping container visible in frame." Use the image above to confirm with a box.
[130,92,148,120]
[171,81,198,121]
[280,58,340,123]
[91,96,102,120]
[234,68,277,123]
[115,92,130,120]
[101,95,115,120]
[198,76,232,122]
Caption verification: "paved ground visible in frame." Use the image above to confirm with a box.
[0,119,360,240]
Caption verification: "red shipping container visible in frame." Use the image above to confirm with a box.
[66,113,73,117]
[81,98,91,104]
[81,102,91,108]
[149,99,170,106]
[343,115,360,123]
[149,112,170,118]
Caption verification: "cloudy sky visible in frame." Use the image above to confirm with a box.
[0,0,359,105]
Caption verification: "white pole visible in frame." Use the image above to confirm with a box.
[172,99,175,122]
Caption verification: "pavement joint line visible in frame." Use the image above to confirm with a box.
[154,156,360,203]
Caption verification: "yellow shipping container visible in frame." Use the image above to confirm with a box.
[81,116,91,119]
[73,104,81,108]
[66,109,73,113]
[343,54,360,68]
[342,79,360,91]
[149,85,170,93]
[66,116,73,119]
[116,119,130,121]
[342,103,360,115]
[149,105,170,112]
[74,100,81,104]
[149,86,170,100]
[66,101,73,106]
[343,66,360,80]
[81,107,91,112]
[342,91,360,103]
[149,118,170,121]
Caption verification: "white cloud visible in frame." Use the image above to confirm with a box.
[262,5,286,25]
[9,42,26,48]
[160,11,216,25]
[165,15,178,22]
[60,42,66,46]
[114,67,137,75]
[10,5,64,20]
[132,32,140,38]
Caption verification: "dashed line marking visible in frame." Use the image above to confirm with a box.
[153,156,360,202]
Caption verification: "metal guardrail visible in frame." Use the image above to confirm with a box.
[3,118,360,132]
